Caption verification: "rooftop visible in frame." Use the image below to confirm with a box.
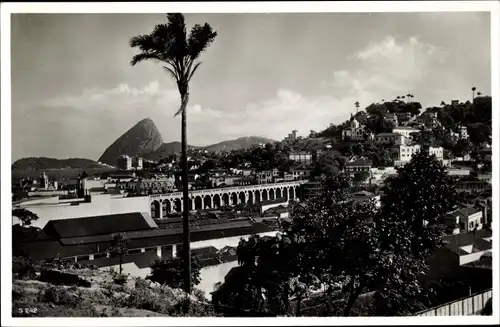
[442,229,492,256]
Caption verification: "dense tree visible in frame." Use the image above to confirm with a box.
[312,150,346,178]
[375,149,458,315]
[12,208,39,227]
[107,233,130,275]
[130,13,217,294]
[468,123,491,146]
[148,256,201,289]
[353,170,370,185]
[452,139,472,158]
[287,175,382,316]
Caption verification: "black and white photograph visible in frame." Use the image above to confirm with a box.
[1,1,498,324]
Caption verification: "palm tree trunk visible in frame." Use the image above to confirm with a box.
[180,91,192,295]
[119,254,122,275]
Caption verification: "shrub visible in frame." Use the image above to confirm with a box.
[41,286,81,308]
[12,256,38,280]
[135,278,150,290]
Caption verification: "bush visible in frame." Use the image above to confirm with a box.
[12,256,38,280]
[126,288,170,313]
[41,286,81,308]
[135,278,150,290]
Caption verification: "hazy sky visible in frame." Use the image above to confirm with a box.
[11,12,491,161]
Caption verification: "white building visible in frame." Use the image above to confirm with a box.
[342,119,366,141]
[393,145,444,166]
[374,132,405,145]
[117,155,132,170]
[392,127,420,139]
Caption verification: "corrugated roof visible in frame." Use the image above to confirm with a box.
[44,212,158,239]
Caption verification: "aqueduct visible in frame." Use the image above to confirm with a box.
[149,180,306,218]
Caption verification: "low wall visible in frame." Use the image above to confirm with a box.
[415,289,492,316]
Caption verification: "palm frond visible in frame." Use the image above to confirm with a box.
[130,52,162,66]
[187,61,202,82]
[163,65,180,81]
[187,23,218,60]
[165,13,188,60]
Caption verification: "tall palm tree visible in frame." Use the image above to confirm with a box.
[129,13,217,294]
[471,86,477,101]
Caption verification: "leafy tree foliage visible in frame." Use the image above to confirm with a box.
[374,149,458,315]
[452,139,472,158]
[107,233,129,274]
[12,208,39,227]
[148,256,201,290]
[353,170,370,185]
[311,150,346,177]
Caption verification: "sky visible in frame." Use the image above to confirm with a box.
[11,12,491,161]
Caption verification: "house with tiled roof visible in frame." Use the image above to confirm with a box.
[344,158,372,174]
[426,229,493,281]
[445,207,484,234]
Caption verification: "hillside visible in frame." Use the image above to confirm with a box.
[12,261,216,317]
[12,157,108,171]
[98,118,164,165]
[142,141,199,161]
[203,136,276,153]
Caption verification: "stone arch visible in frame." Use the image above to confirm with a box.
[151,200,160,219]
[269,188,275,200]
[194,196,202,210]
[283,188,289,201]
[262,189,268,201]
[204,195,212,209]
[276,188,282,199]
[239,191,245,204]
[255,190,261,203]
[222,193,229,207]
[289,187,295,200]
[162,200,171,217]
[231,192,238,206]
[174,198,182,212]
[213,194,221,208]
[247,191,254,205]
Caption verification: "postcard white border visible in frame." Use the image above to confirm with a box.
[1,1,499,326]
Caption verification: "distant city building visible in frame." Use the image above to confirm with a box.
[374,132,405,145]
[132,157,143,170]
[286,129,298,141]
[392,126,420,139]
[289,151,313,165]
[344,159,372,174]
[117,155,132,170]
[393,144,443,166]
[415,111,440,128]
[256,169,279,184]
[342,119,367,141]
[459,126,469,140]
[395,112,415,125]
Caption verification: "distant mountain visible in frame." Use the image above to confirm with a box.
[98,118,164,165]
[12,157,108,171]
[203,136,276,153]
[142,141,199,161]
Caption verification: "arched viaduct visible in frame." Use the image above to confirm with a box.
[149,180,307,218]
